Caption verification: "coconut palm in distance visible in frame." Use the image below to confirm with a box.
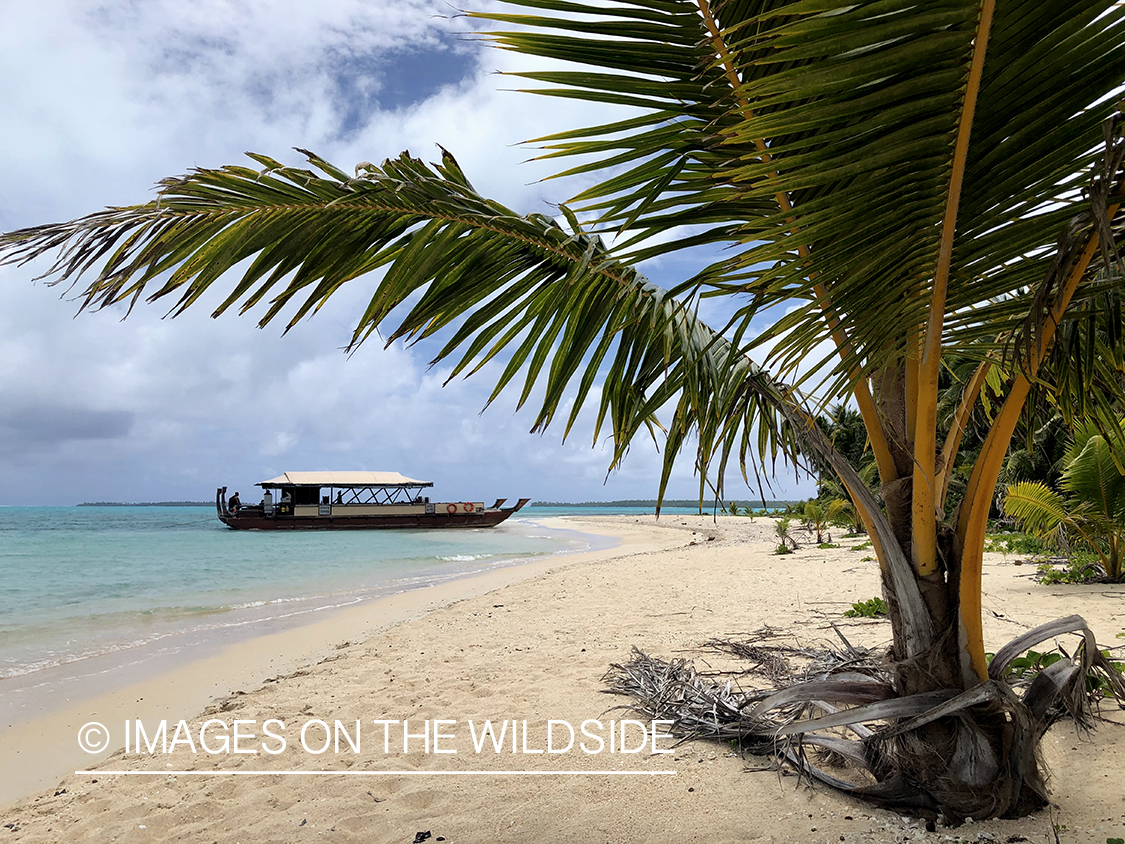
[1004,421,1125,581]
[4,0,1125,822]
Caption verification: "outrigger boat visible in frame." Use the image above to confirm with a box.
[216,471,529,530]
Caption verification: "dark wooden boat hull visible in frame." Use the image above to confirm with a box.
[218,508,522,530]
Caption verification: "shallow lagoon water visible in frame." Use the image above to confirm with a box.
[0,506,621,682]
[0,502,740,724]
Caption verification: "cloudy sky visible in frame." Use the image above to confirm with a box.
[0,0,817,506]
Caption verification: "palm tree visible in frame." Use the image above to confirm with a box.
[811,403,870,498]
[999,414,1070,493]
[1003,422,1125,581]
[818,477,867,535]
[803,497,844,544]
[774,515,797,552]
[4,0,1125,821]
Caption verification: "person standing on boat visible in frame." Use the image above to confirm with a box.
[228,491,241,514]
[262,488,274,516]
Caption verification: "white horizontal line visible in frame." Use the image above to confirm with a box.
[80,770,677,777]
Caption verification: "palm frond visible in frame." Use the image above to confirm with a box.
[0,147,809,498]
[1061,423,1125,522]
[476,0,1125,395]
[1001,481,1068,541]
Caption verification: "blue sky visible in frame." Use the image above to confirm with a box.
[0,0,817,506]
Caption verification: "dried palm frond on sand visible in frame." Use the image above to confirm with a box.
[604,618,1125,822]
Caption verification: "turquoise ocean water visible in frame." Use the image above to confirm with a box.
[0,503,719,713]
[0,506,589,681]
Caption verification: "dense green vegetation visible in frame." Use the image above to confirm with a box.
[1003,421,1125,581]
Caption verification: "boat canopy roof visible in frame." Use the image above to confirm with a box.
[257,472,433,489]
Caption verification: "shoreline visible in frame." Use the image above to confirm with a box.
[0,516,615,724]
[0,515,690,810]
[0,510,606,688]
[3,514,1124,843]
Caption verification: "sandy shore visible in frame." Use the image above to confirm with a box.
[2,515,1123,843]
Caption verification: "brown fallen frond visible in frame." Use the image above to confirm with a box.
[698,628,887,686]
[605,617,1123,820]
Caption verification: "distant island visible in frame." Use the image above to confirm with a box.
[78,501,212,507]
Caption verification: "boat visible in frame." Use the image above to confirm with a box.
[216,471,529,530]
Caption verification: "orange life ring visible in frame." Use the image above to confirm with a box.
[446,503,457,514]
[464,502,475,513]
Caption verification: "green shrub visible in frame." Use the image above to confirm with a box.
[1035,553,1104,584]
[844,597,887,618]
[1002,648,1065,678]
[984,532,1049,555]
[1089,653,1125,699]
[991,648,1124,700]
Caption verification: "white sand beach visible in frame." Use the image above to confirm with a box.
[2,515,1123,843]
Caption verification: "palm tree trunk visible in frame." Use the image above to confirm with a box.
[864,503,1050,821]
[847,354,1052,820]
